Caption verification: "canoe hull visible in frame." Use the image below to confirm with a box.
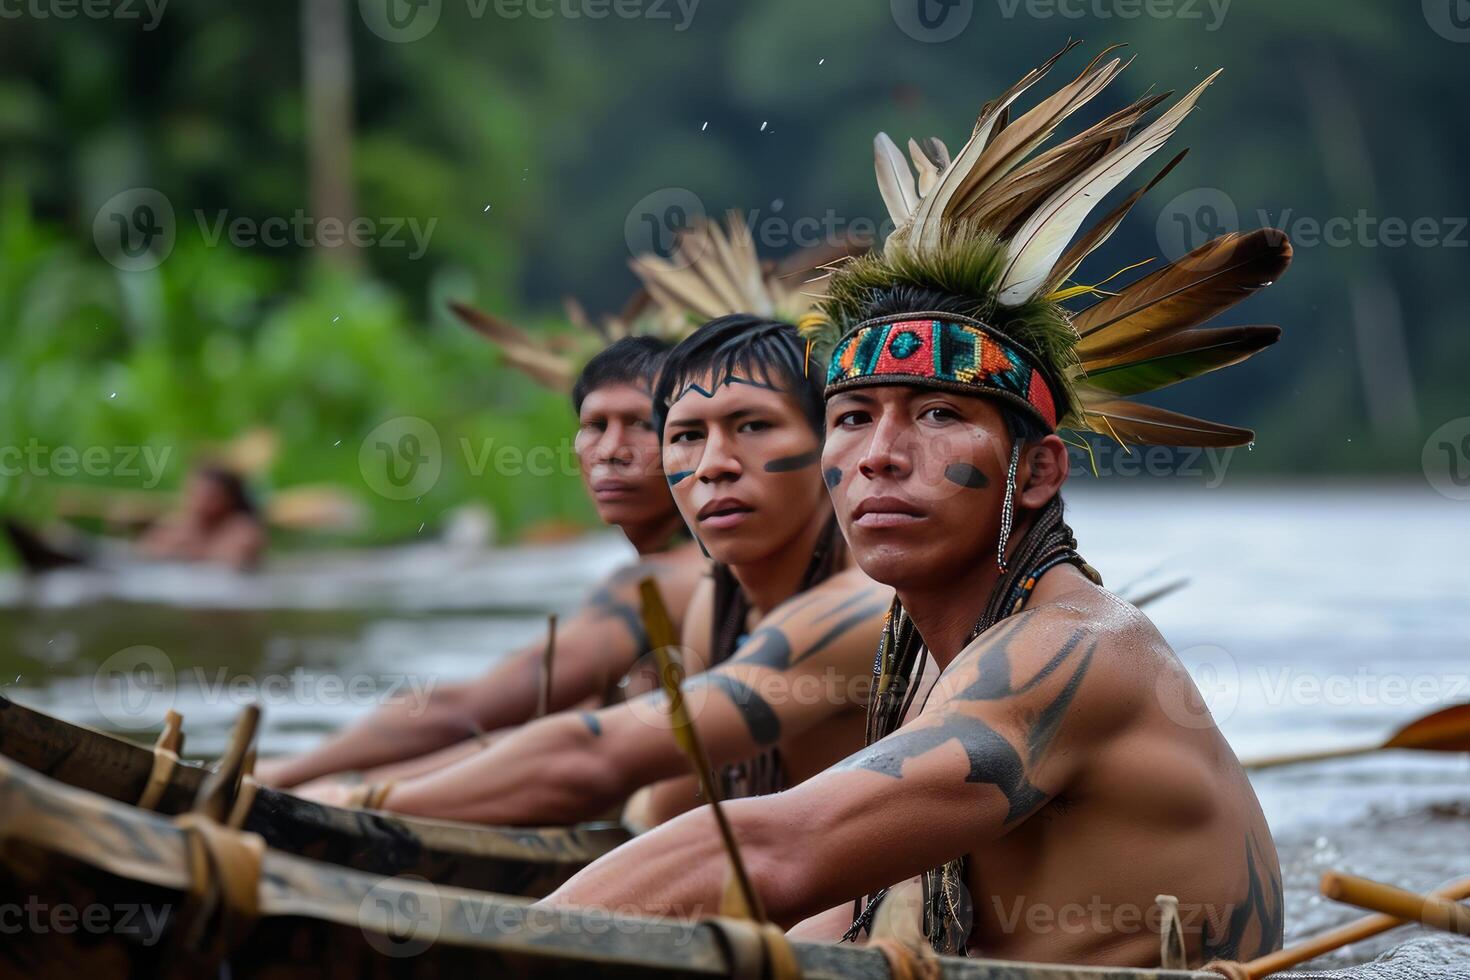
[0,752,1212,980]
[0,695,627,896]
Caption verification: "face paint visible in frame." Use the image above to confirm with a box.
[943,462,990,490]
[823,466,843,489]
[763,449,820,474]
[666,470,694,486]
[671,375,779,404]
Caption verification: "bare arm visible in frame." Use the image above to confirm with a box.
[375,579,891,825]
[543,610,1102,925]
[256,562,662,788]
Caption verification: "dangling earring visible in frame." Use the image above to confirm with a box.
[996,441,1021,573]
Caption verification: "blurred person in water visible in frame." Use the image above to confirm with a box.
[136,464,265,571]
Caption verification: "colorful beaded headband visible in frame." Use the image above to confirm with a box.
[823,312,1061,429]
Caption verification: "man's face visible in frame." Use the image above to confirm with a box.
[573,383,675,529]
[821,385,1016,590]
[661,371,825,567]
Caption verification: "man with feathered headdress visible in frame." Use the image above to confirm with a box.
[548,43,1291,969]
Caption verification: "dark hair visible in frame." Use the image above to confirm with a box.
[849,283,1060,446]
[571,336,672,415]
[196,465,258,517]
[651,314,825,437]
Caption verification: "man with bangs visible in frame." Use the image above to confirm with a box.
[304,314,892,826]
[260,336,708,791]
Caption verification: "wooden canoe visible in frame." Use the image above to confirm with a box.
[0,751,1212,980]
[0,694,628,896]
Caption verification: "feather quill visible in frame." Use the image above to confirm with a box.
[997,70,1220,306]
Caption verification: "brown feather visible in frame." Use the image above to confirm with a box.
[1078,324,1280,395]
[1081,396,1254,447]
[1073,229,1293,359]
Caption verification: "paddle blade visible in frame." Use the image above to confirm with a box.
[1385,702,1470,752]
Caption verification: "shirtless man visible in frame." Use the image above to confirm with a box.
[307,314,890,825]
[548,304,1283,966]
[258,337,707,789]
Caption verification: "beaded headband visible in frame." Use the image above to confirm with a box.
[823,312,1061,429]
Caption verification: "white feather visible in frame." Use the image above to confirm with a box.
[998,70,1220,306]
[874,133,919,227]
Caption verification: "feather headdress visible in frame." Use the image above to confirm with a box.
[452,212,863,394]
[811,41,1292,447]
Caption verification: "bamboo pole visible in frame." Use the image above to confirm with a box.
[1207,876,1470,978]
[637,577,765,922]
[1321,873,1470,937]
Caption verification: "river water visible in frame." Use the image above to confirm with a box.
[1,483,1466,964]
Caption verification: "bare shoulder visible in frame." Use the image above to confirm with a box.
[933,579,1162,738]
[726,568,891,675]
[763,566,891,632]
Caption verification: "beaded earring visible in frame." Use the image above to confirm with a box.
[996,440,1021,573]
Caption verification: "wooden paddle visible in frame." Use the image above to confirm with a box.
[1206,875,1470,978]
[1241,702,1470,770]
[637,577,765,922]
